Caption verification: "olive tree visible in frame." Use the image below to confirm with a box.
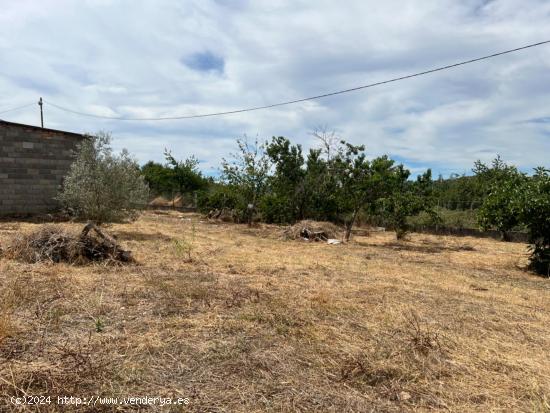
[57,131,149,224]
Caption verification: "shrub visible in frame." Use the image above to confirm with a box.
[197,184,239,213]
[407,208,477,229]
[57,132,149,223]
[258,193,296,224]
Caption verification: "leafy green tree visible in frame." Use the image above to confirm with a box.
[473,155,518,188]
[302,148,339,222]
[476,177,526,241]
[262,136,306,223]
[517,167,550,276]
[380,168,435,239]
[475,157,527,241]
[164,150,207,196]
[196,183,239,215]
[331,142,368,241]
[331,143,398,241]
[299,127,346,222]
[430,156,519,212]
[221,137,270,226]
[57,131,149,224]
[141,161,174,196]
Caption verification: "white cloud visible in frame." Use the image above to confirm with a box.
[0,0,549,176]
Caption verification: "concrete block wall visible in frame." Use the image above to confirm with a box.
[0,121,85,215]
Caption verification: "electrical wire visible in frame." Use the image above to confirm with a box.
[0,102,36,116]
[44,39,550,121]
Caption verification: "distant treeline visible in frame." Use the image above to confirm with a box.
[433,175,485,210]
[141,134,549,275]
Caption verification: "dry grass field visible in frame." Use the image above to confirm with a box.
[0,210,549,412]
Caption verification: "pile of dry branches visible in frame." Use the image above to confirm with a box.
[1,223,133,264]
[207,208,238,222]
[283,220,342,241]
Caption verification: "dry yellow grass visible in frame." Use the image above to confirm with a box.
[0,211,549,412]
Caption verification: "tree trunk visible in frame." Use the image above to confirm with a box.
[344,209,359,242]
[396,228,406,240]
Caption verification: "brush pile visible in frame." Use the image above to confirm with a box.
[1,223,133,264]
[207,208,238,222]
[283,220,342,242]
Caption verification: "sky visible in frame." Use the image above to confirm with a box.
[1,0,549,177]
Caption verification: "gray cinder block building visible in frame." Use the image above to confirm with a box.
[0,120,85,215]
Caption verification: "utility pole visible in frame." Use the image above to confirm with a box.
[38,97,44,128]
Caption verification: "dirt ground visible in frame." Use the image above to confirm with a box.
[0,211,549,412]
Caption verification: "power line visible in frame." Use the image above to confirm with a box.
[45,39,550,121]
[0,102,36,116]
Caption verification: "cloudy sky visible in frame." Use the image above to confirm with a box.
[1,0,549,177]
